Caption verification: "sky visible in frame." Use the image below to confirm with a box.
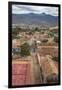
[12,5,58,16]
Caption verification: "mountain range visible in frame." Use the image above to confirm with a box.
[12,13,58,27]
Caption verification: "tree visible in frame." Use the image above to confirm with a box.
[12,26,22,39]
[54,36,58,43]
[12,26,21,35]
[28,31,33,35]
[35,27,40,32]
[20,43,30,57]
[52,56,58,61]
[42,39,48,43]
[48,32,54,37]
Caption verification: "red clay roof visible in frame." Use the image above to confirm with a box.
[12,63,31,86]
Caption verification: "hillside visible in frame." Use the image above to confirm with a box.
[12,13,58,27]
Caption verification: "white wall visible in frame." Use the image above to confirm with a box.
[0,0,62,90]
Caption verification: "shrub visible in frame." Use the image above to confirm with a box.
[54,36,58,43]
[42,39,48,43]
[52,56,58,61]
[48,32,54,37]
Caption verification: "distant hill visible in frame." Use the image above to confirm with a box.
[12,13,58,27]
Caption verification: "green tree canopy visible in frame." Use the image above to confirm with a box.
[20,43,30,57]
[54,36,58,43]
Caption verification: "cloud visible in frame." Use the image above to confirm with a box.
[12,5,58,16]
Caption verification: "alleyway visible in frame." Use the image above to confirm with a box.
[30,53,42,84]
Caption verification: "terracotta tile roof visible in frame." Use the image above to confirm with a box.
[12,61,31,86]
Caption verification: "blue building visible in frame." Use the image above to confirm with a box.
[12,48,21,55]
